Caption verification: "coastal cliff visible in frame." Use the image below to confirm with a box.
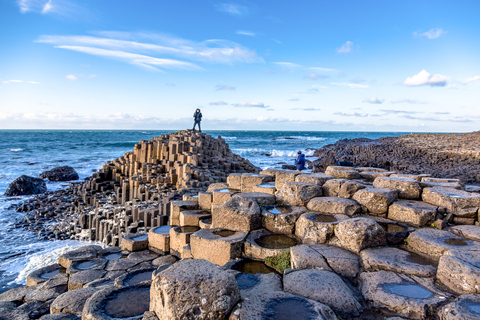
[311,131,480,185]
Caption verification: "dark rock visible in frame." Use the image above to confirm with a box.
[5,175,47,196]
[40,166,79,181]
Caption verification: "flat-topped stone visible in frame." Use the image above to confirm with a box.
[148,225,172,253]
[114,268,155,287]
[360,247,436,277]
[360,171,396,181]
[169,225,200,258]
[438,294,480,320]
[241,173,273,193]
[437,249,480,294]
[360,270,450,319]
[420,181,464,190]
[388,200,438,227]
[190,228,248,266]
[235,192,276,206]
[252,182,276,195]
[212,188,239,208]
[295,212,349,244]
[212,195,261,232]
[231,271,282,298]
[324,166,361,179]
[422,187,480,213]
[50,287,99,314]
[322,178,366,199]
[274,170,301,191]
[290,244,360,279]
[335,217,386,253]
[449,225,480,241]
[294,172,334,186]
[179,209,211,227]
[66,258,107,274]
[307,197,362,216]
[352,188,399,215]
[275,181,323,206]
[169,200,198,225]
[58,245,102,269]
[262,205,306,235]
[121,233,149,252]
[356,167,389,172]
[390,173,431,181]
[27,264,64,287]
[373,176,422,199]
[284,269,363,317]
[406,228,480,262]
[244,229,299,261]
[68,269,107,290]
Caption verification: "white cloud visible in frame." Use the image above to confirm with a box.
[403,70,448,87]
[18,0,84,17]
[334,112,368,117]
[464,76,480,84]
[391,98,428,104]
[215,84,235,91]
[272,62,302,68]
[209,101,228,106]
[214,3,249,16]
[336,41,353,53]
[66,74,78,80]
[309,67,341,73]
[413,28,447,39]
[291,107,321,111]
[363,97,385,104]
[2,79,39,84]
[236,30,255,36]
[331,82,369,89]
[232,102,267,108]
[380,109,420,115]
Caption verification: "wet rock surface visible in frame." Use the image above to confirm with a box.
[40,166,79,182]
[5,175,47,196]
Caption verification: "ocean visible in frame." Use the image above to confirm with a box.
[0,130,406,293]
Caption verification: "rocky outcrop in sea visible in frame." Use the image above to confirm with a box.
[311,131,480,185]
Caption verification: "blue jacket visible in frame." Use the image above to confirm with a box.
[295,154,306,170]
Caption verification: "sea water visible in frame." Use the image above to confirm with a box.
[0,130,404,292]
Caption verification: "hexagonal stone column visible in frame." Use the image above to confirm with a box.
[276,181,323,206]
[294,172,334,186]
[324,166,361,179]
[295,212,349,244]
[241,173,273,193]
[373,176,422,199]
[322,179,366,199]
[262,205,306,235]
[422,187,480,213]
[307,197,362,216]
[121,233,148,252]
[148,225,172,253]
[352,188,398,216]
[388,200,438,227]
[212,195,261,232]
[437,249,480,294]
[335,217,386,253]
[169,225,200,258]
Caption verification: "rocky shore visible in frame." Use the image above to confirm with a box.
[312,131,480,185]
[3,130,480,319]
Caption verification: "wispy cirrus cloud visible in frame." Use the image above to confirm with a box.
[363,97,385,104]
[2,79,39,84]
[336,41,354,53]
[18,0,85,17]
[463,75,480,84]
[215,84,235,91]
[236,30,255,36]
[209,101,228,106]
[403,70,448,87]
[37,32,263,71]
[232,102,268,108]
[66,74,78,80]
[214,3,249,16]
[291,107,321,111]
[334,111,368,117]
[413,28,447,39]
[331,82,369,89]
[380,109,420,115]
[391,98,428,104]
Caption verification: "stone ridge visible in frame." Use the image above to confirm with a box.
[311,131,480,184]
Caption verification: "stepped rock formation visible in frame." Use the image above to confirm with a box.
[312,131,480,184]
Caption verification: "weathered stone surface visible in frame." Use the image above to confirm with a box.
[24,284,67,302]
[373,176,422,199]
[284,269,363,317]
[295,212,349,244]
[307,197,362,216]
[275,181,323,206]
[83,283,150,320]
[40,313,81,320]
[251,182,276,195]
[115,268,155,287]
[324,166,361,179]
[360,270,450,320]
[227,173,242,190]
[438,294,480,320]
[360,247,436,277]
[40,166,79,181]
[437,249,480,294]
[179,210,211,227]
[150,259,240,320]
[244,229,298,261]
[449,225,480,241]
[360,171,396,181]
[68,270,106,290]
[58,245,102,269]
[66,258,107,274]
[105,258,141,271]
[191,228,248,266]
[274,170,300,191]
[406,228,480,262]
[322,178,366,199]
[0,286,36,303]
[291,244,360,279]
[335,217,386,253]
[148,226,172,253]
[422,187,480,212]
[294,172,334,186]
[388,200,438,227]
[212,195,261,232]
[241,173,273,193]
[168,226,199,258]
[27,264,64,287]
[17,299,52,319]
[352,188,398,215]
[0,301,30,320]
[50,287,98,314]
[5,175,47,196]
[262,205,306,235]
[207,183,229,193]
[152,255,177,267]
[228,290,336,320]
[235,192,276,206]
[232,271,282,298]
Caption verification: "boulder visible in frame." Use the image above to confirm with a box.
[295,212,349,244]
[438,294,480,320]
[40,166,79,181]
[212,195,261,232]
[352,188,398,215]
[5,175,47,196]
[373,176,422,199]
[284,269,363,317]
[322,179,366,199]
[150,259,240,320]
[275,181,323,206]
[307,197,362,216]
[388,200,438,227]
[335,217,386,253]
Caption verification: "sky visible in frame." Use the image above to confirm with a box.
[0,0,479,131]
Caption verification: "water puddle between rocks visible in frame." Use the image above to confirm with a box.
[218,188,238,193]
[213,230,236,237]
[444,238,468,246]
[378,223,408,233]
[153,226,172,234]
[235,273,259,289]
[313,214,337,223]
[131,234,148,241]
[405,252,436,266]
[177,226,200,233]
[265,206,293,214]
[75,261,99,270]
[464,301,480,314]
[39,270,60,279]
[128,271,153,286]
[257,184,274,188]
[256,234,298,249]
[232,259,277,274]
[264,297,316,320]
[382,283,433,299]
[104,253,123,260]
[104,287,150,319]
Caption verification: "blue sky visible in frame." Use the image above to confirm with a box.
[1,0,479,131]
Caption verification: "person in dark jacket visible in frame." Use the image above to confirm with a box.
[295,151,306,171]
[192,108,202,132]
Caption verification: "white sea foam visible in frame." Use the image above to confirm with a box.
[10,148,23,152]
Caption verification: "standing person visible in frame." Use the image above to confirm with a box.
[192,108,202,132]
[295,151,306,171]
